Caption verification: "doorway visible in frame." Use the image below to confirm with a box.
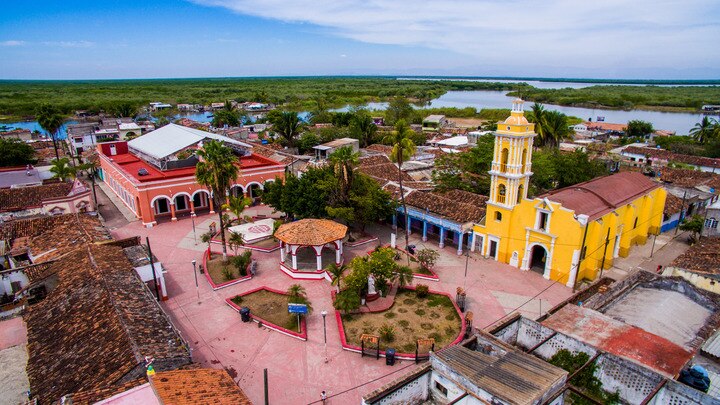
[529,245,548,274]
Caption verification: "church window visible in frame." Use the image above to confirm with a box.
[500,148,509,172]
[497,184,506,204]
[495,211,502,221]
[517,185,524,204]
[434,381,448,396]
[537,211,549,231]
[633,217,638,229]
[521,149,527,172]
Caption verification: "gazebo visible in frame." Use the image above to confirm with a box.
[275,219,347,280]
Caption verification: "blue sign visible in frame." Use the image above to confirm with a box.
[288,303,308,314]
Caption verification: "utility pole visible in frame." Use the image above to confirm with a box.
[598,228,611,279]
[264,368,269,405]
[146,237,161,301]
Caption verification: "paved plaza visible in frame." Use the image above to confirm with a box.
[111,211,573,404]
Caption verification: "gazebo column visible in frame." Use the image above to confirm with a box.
[291,245,298,270]
[457,232,464,255]
[314,246,323,271]
[422,221,428,242]
[439,227,446,248]
[280,242,286,263]
[335,244,341,264]
[170,202,177,221]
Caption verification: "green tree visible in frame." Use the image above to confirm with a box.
[0,138,36,167]
[680,215,705,243]
[327,263,346,293]
[49,158,77,181]
[287,284,313,314]
[228,231,244,256]
[528,102,547,144]
[529,149,608,195]
[690,116,717,144]
[432,134,494,194]
[416,248,440,271]
[328,146,360,205]
[108,101,138,118]
[626,120,654,138]
[297,132,320,154]
[212,109,241,127]
[269,110,303,149]
[386,97,413,125]
[383,120,417,256]
[541,110,570,148]
[349,174,396,232]
[223,195,252,224]
[36,103,65,161]
[333,289,361,313]
[196,140,239,260]
[349,111,378,147]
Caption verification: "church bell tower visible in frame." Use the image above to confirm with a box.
[488,99,535,208]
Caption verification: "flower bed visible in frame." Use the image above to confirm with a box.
[335,286,465,360]
[226,287,307,341]
[203,249,252,290]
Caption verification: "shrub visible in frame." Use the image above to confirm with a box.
[231,296,243,305]
[415,309,426,316]
[384,312,396,319]
[378,323,396,342]
[428,294,453,308]
[402,343,416,353]
[398,320,410,328]
[445,313,458,321]
[403,298,417,305]
[415,284,430,298]
[221,267,234,281]
[445,325,456,337]
[416,248,439,270]
[429,332,442,341]
[420,323,433,330]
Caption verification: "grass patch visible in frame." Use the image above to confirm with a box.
[341,290,461,351]
[233,289,299,331]
[206,254,245,284]
[428,294,454,308]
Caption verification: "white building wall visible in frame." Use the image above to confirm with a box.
[362,372,430,405]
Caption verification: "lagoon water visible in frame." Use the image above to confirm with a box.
[4,85,719,136]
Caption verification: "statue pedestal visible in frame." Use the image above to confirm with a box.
[366,292,380,302]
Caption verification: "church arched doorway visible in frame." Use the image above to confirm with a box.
[529,245,547,274]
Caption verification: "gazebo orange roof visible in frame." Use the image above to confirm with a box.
[275,219,347,246]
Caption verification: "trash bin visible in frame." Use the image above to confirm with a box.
[407,245,416,255]
[386,348,396,366]
[240,307,251,323]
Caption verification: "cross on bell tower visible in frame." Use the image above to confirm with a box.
[488,99,536,208]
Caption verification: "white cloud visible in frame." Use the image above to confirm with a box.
[192,0,720,71]
[42,40,95,48]
[1,40,26,46]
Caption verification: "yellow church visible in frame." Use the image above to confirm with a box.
[471,100,666,287]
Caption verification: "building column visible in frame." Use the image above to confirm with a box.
[407,215,412,235]
[470,233,477,252]
[315,246,323,271]
[189,199,195,215]
[291,248,298,270]
[439,227,445,248]
[457,232,464,255]
[170,202,177,221]
[392,214,397,228]
[208,198,215,214]
[422,221,428,242]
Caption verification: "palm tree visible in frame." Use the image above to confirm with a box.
[228,231,244,256]
[287,284,312,313]
[78,152,99,209]
[327,263,346,293]
[394,265,413,288]
[223,195,252,224]
[382,120,416,256]
[49,158,76,182]
[542,111,570,148]
[333,290,361,313]
[529,102,547,147]
[690,117,717,144]
[36,104,65,161]
[196,140,239,261]
[350,112,377,147]
[328,146,360,204]
[269,111,302,149]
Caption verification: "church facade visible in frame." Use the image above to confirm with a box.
[471,100,666,287]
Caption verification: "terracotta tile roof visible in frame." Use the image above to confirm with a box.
[27,214,111,262]
[365,144,393,155]
[251,143,295,165]
[151,369,252,405]
[624,146,720,169]
[25,244,191,403]
[663,193,684,216]
[0,182,73,212]
[357,155,415,184]
[358,154,391,168]
[404,189,487,224]
[671,237,720,275]
[275,219,347,246]
[584,122,627,132]
[542,172,660,221]
[659,167,720,189]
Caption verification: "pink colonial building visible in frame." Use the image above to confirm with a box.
[98,123,286,226]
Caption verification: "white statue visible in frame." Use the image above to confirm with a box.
[368,274,377,295]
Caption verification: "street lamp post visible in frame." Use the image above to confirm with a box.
[192,259,199,301]
[321,310,328,363]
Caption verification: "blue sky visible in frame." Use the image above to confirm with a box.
[1,0,719,80]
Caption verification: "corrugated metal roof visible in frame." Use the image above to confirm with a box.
[434,345,566,405]
[128,123,251,160]
[703,330,720,358]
